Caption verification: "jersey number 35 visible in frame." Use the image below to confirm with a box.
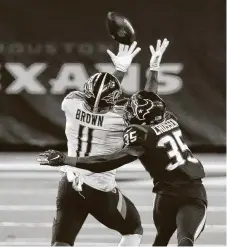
[157,129,199,171]
[124,130,137,146]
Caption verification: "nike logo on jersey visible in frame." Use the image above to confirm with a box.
[51,155,60,160]
[75,109,104,127]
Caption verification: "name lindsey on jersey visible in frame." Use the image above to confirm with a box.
[75,109,104,127]
[152,119,179,135]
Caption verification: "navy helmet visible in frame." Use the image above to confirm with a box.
[123,90,166,125]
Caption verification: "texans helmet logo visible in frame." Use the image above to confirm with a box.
[131,98,153,120]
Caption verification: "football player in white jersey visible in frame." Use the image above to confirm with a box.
[41,42,144,247]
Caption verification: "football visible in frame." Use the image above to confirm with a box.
[106,12,135,45]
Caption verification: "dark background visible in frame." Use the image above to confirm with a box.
[0,0,225,152]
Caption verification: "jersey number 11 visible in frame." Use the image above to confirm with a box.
[77,124,94,157]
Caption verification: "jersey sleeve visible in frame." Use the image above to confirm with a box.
[61,91,84,112]
[63,145,145,173]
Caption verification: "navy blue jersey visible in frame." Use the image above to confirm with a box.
[124,113,205,181]
[123,113,206,201]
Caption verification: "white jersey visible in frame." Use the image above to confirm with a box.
[62,91,125,191]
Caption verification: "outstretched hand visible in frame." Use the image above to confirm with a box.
[107,41,141,72]
[149,38,169,71]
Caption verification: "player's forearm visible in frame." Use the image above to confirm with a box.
[144,70,158,93]
[112,70,125,84]
[63,149,137,173]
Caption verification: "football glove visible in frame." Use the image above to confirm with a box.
[149,38,169,71]
[37,150,66,167]
[107,41,141,72]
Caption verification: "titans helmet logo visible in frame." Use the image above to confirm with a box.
[102,89,121,104]
[131,97,154,120]
[84,73,102,99]
[84,82,95,99]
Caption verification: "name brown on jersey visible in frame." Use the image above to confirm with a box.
[75,109,104,127]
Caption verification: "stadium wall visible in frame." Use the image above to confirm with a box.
[0,0,225,152]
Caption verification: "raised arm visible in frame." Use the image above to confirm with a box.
[144,70,158,94]
[112,70,125,83]
[144,38,169,94]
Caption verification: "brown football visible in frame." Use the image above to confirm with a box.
[106,12,135,45]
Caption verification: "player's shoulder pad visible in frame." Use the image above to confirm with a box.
[64,91,84,100]
[61,91,84,111]
[125,124,148,134]
[165,111,178,121]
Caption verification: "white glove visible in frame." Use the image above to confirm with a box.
[149,38,169,71]
[107,41,141,72]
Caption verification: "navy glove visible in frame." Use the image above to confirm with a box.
[37,149,66,167]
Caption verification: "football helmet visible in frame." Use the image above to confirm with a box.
[83,72,122,113]
[123,90,166,125]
